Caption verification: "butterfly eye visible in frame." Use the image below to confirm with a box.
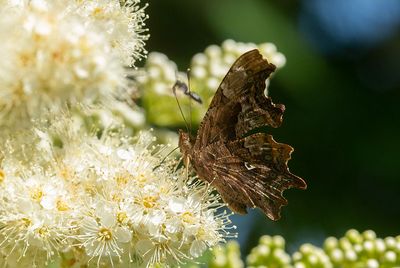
[244,162,256,170]
[172,80,202,104]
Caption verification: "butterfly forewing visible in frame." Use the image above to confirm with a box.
[194,49,276,148]
[180,49,306,220]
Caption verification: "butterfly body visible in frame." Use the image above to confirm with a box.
[179,49,306,220]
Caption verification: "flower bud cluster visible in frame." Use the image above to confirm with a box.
[324,229,400,268]
[209,241,244,268]
[188,230,400,268]
[247,235,292,268]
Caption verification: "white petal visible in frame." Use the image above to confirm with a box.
[117,149,131,160]
[81,217,98,233]
[114,227,131,243]
[184,225,198,237]
[149,210,165,225]
[169,197,185,213]
[84,240,100,257]
[136,239,154,255]
[18,198,33,213]
[40,195,55,210]
[190,240,207,258]
[28,235,43,247]
[35,18,52,36]
[98,145,112,156]
[148,223,161,237]
[99,209,116,227]
[143,184,157,193]
[165,217,181,234]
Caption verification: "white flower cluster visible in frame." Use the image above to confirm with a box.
[0,0,148,127]
[0,120,232,267]
[75,0,149,66]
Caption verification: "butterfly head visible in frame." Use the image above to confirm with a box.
[178,130,194,166]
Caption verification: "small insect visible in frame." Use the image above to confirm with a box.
[172,80,202,104]
[178,49,307,220]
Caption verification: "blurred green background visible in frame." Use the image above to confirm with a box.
[144,0,400,255]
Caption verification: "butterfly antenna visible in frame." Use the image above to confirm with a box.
[172,79,190,133]
[186,68,193,136]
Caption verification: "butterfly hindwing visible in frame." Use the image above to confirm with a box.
[199,133,305,220]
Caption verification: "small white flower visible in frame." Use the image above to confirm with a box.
[78,203,132,266]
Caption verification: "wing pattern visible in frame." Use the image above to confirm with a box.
[185,49,306,220]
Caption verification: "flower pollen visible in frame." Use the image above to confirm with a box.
[31,187,44,202]
[117,212,128,224]
[115,175,129,186]
[136,173,148,185]
[0,169,5,183]
[112,193,122,202]
[97,228,113,242]
[182,211,196,224]
[59,167,72,180]
[142,195,158,208]
[56,199,69,211]
[16,218,32,231]
[92,7,104,17]
[37,226,49,238]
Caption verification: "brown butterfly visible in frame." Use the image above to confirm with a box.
[179,49,306,220]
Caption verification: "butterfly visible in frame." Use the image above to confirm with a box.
[178,49,306,220]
